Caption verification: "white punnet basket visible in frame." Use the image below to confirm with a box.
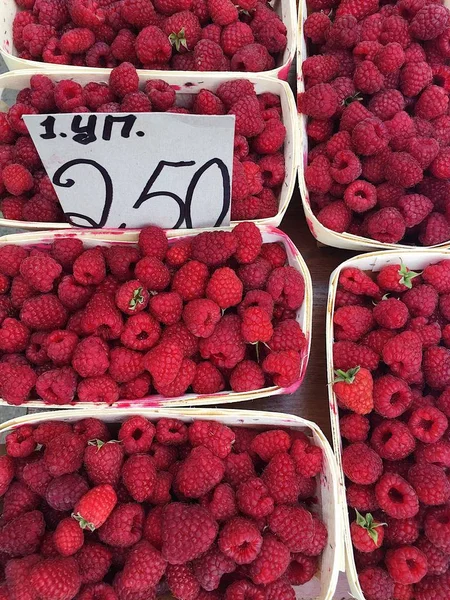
[0,69,298,231]
[326,249,450,600]
[0,0,297,80]
[296,0,450,252]
[0,406,341,600]
[0,224,312,408]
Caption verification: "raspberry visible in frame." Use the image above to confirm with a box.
[36,366,77,405]
[73,249,106,287]
[267,505,314,554]
[384,515,419,547]
[353,61,385,94]
[340,413,370,443]
[408,462,450,506]
[330,150,362,185]
[0,509,43,556]
[51,239,83,272]
[385,545,428,586]
[352,118,390,156]
[199,483,236,522]
[121,540,166,592]
[236,477,274,518]
[5,424,36,458]
[375,473,419,518]
[403,284,438,318]
[224,452,255,488]
[373,375,412,418]
[142,80,175,111]
[351,511,385,553]
[382,331,422,379]
[227,96,265,140]
[371,420,415,460]
[344,180,377,213]
[0,318,30,353]
[216,80,255,108]
[410,4,449,40]
[186,420,234,458]
[191,361,224,394]
[156,418,188,445]
[304,11,331,44]
[45,473,89,512]
[77,375,120,404]
[261,452,302,504]
[81,293,123,340]
[54,518,84,557]
[342,442,383,485]
[171,260,209,302]
[248,534,290,585]
[162,502,217,564]
[430,147,450,180]
[400,61,432,96]
[192,38,224,70]
[229,360,263,392]
[221,21,254,57]
[108,347,143,384]
[2,163,33,196]
[359,567,394,600]
[305,156,332,194]
[334,305,374,342]
[72,336,109,378]
[175,446,224,498]
[44,431,84,476]
[415,85,449,119]
[374,297,409,329]
[29,556,81,600]
[135,26,172,64]
[120,312,160,352]
[166,564,199,600]
[417,538,450,576]
[384,153,422,189]
[423,346,450,389]
[250,430,290,462]
[347,483,379,512]
[317,201,352,233]
[115,280,149,315]
[120,453,156,503]
[191,545,235,592]
[408,406,448,442]
[262,349,301,388]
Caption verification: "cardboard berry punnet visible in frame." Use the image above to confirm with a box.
[0,224,312,408]
[326,249,450,600]
[0,0,297,79]
[0,406,341,600]
[0,69,298,231]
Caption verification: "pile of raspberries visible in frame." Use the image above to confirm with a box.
[299,0,450,247]
[11,0,287,71]
[0,222,307,405]
[0,71,286,223]
[0,415,328,600]
[332,259,450,600]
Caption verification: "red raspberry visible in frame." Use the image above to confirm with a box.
[262,350,301,388]
[340,413,370,443]
[334,305,374,342]
[43,431,84,477]
[192,89,225,115]
[187,420,234,458]
[221,21,254,56]
[261,452,301,504]
[192,361,225,394]
[115,280,149,315]
[333,341,378,372]
[5,424,36,458]
[424,505,450,554]
[0,361,35,401]
[371,420,415,460]
[175,446,224,498]
[73,249,106,287]
[81,293,123,340]
[375,473,419,518]
[398,193,433,228]
[342,442,383,485]
[59,27,95,53]
[410,4,449,40]
[143,340,184,388]
[230,360,265,392]
[385,545,428,585]
[330,150,362,185]
[352,118,390,156]
[77,375,120,404]
[58,275,93,311]
[305,156,332,194]
[104,246,139,283]
[415,85,449,119]
[192,545,235,591]
[199,314,245,369]
[383,515,419,547]
[344,180,377,213]
[108,347,143,384]
[400,61,432,96]
[44,330,77,366]
[237,257,271,292]
[134,256,170,292]
[351,511,385,553]
[144,80,176,111]
[0,196,26,221]
[0,454,14,496]
[120,373,152,400]
[83,439,124,488]
[2,163,33,196]
[347,484,378,512]
[241,306,273,343]
[135,26,172,64]
[148,292,182,326]
[317,201,352,233]
[430,147,450,180]
[200,483,236,522]
[236,477,274,518]
[121,540,166,592]
[373,375,412,418]
[266,266,304,311]
[353,61,385,94]
[216,80,255,108]
[29,557,81,600]
[248,534,290,585]
[121,453,156,503]
[290,437,323,478]
[423,346,450,389]
[72,336,109,378]
[45,473,89,512]
[403,284,438,318]
[224,452,256,487]
[182,299,221,338]
[0,318,30,353]
[172,260,209,301]
[250,429,290,462]
[50,239,83,272]
[108,62,139,99]
[226,95,266,139]
[54,518,84,557]
[382,331,422,379]
[408,406,447,442]
[161,502,218,564]
[218,517,262,564]
[416,537,449,576]
[358,567,394,600]
[166,564,199,600]
[304,11,331,44]
[36,366,77,405]
[192,38,223,70]
[268,505,314,554]
[20,294,68,331]
[155,418,188,446]
[120,312,160,351]
[408,462,450,505]
[373,297,409,329]
[161,322,198,358]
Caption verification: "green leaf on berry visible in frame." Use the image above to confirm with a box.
[398,263,420,289]
[334,366,360,384]
[355,510,386,545]
[71,512,96,532]
[128,287,145,310]
[168,28,189,52]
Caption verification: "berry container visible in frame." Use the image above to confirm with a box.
[0,69,298,230]
[0,224,312,408]
[0,0,296,80]
[0,406,341,600]
[326,249,450,600]
[296,0,450,252]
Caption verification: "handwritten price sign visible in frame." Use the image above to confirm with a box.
[24,112,235,229]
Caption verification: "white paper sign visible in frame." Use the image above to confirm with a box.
[24,112,235,229]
